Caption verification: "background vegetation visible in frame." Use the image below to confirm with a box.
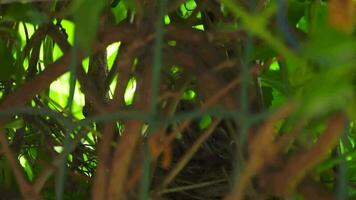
[0,0,355,199]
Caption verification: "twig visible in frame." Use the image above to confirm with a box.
[0,131,40,199]
[0,23,136,200]
[161,178,227,194]
[156,118,222,194]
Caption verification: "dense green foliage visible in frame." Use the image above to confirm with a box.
[0,0,355,199]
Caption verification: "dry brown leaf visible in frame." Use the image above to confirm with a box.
[328,0,355,33]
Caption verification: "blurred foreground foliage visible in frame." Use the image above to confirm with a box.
[0,0,355,199]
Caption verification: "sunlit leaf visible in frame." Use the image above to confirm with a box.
[182,89,196,100]
[107,42,121,69]
[111,1,128,23]
[124,77,137,105]
[49,72,85,118]
[19,156,33,181]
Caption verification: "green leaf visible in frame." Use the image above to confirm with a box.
[287,0,307,25]
[3,118,24,129]
[199,115,212,130]
[296,66,354,118]
[270,88,285,109]
[124,77,137,105]
[0,159,15,188]
[303,25,356,67]
[182,89,196,100]
[251,44,277,61]
[43,37,54,66]
[0,41,23,82]
[19,156,34,181]
[0,44,15,81]
[261,86,274,108]
[260,70,286,94]
[61,20,75,45]
[4,3,48,25]
[122,0,137,10]
[74,0,105,54]
[111,1,128,23]
[179,0,197,18]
